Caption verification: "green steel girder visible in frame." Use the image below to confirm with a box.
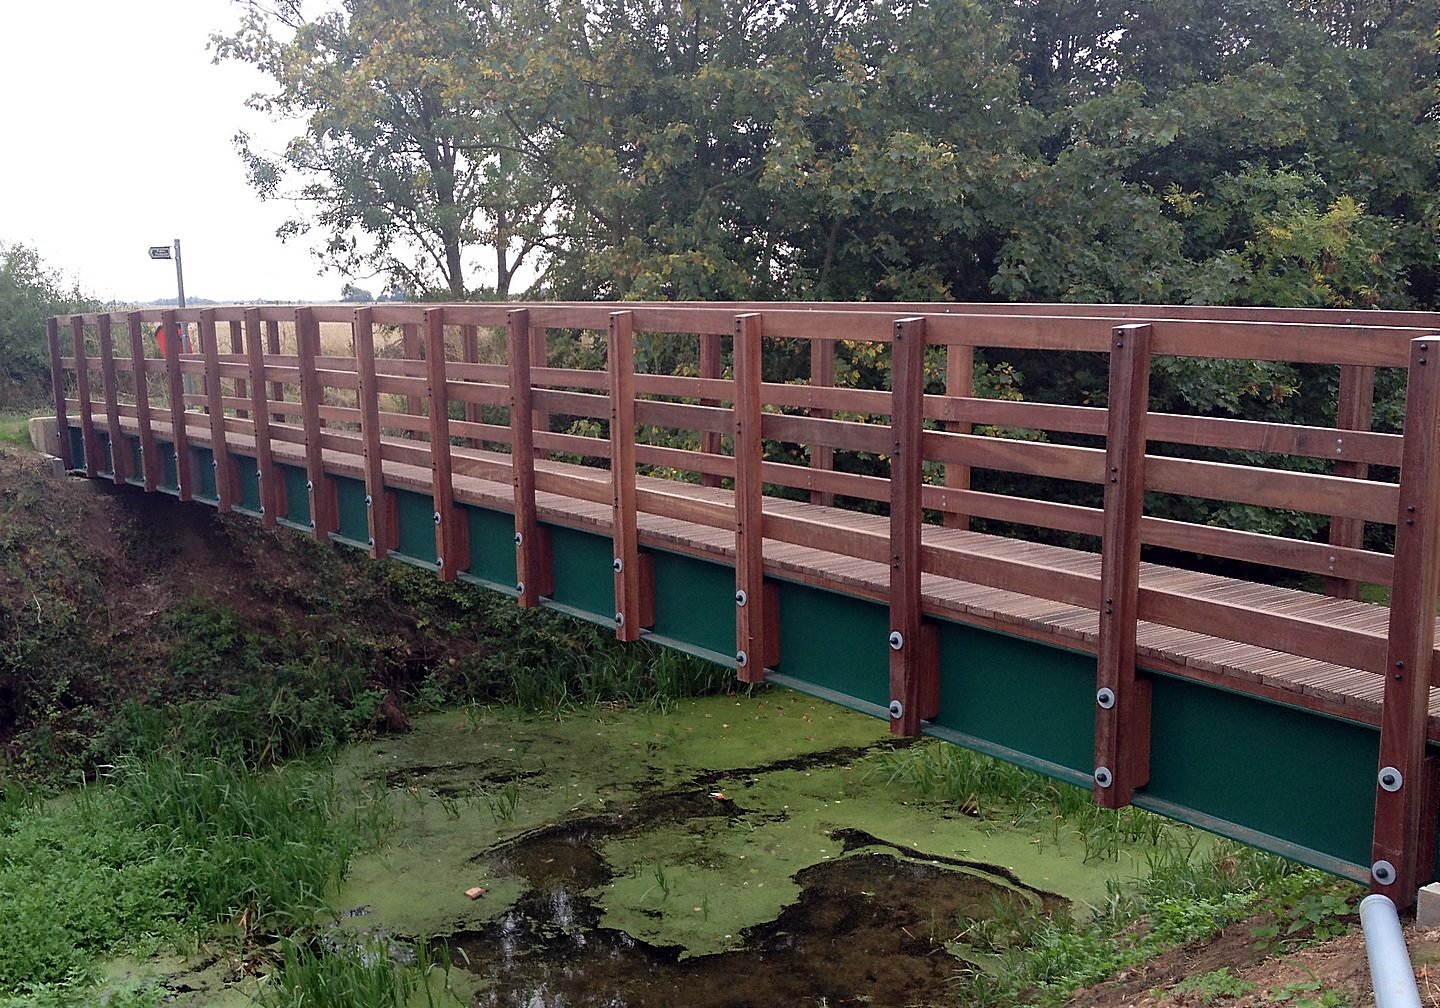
[158,441,179,494]
[276,464,311,531]
[331,475,370,547]
[461,505,518,592]
[126,435,144,487]
[193,447,217,503]
[232,454,263,515]
[65,427,85,472]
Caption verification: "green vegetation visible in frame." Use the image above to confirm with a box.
[200,0,1435,559]
[874,738,1172,860]
[216,0,1436,309]
[1170,968,1259,1004]
[0,753,390,1000]
[0,243,94,411]
[0,442,728,790]
[0,415,30,448]
[257,935,460,1008]
[878,739,1364,1006]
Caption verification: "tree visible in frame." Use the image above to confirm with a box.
[215,0,554,298]
[221,0,1436,312]
[478,0,823,300]
[0,243,95,410]
[760,0,1023,301]
[989,0,1437,307]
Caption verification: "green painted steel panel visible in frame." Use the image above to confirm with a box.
[193,447,217,502]
[280,465,310,527]
[932,620,1095,780]
[67,428,85,470]
[159,441,179,492]
[333,476,369,544]
[96,433,114,478]
[127,436,144,485]
[393,489,438,566]
[546,525,615,621]
[774,581,889,708]
[233,454,262,513]
[465,506,517,587]
[1141,674,1378,871]
[649,550,734,656]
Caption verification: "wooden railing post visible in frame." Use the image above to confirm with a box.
[1371,335,1440,906]
[1327,364,1376,599]
[699,332,724,488]
[199,309,235,512]
[942,342,974,529]
[295,306,336,539]
[265,319,286,425]
[608,311,649,640]
[97,315,127,484]
[462,323,482,448]
[48,317,72,468]
[529,323,549,460]
[733,312,775,682]
[353,307,389,552]
[509,308,551,605]
[1094,323,1153,809]
[160,308,192,500]
[230,319,249,420]
[244,307,281,527]
[126,312,159,491]
[888,317,938,737]
[424,308,466,580]
[809,337,836,507]
[401,321,423,417]
[71,317,98,477]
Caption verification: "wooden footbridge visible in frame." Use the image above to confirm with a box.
[46,300,1440,905]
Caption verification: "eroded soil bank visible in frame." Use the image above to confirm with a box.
[137,690,1147,1007]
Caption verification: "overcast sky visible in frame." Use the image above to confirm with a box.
[1,1,340,304]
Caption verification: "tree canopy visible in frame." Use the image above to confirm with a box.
[217,0,1438,308]
[0,243,95,410]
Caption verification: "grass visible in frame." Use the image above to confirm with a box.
[257,934,461,1008]
[0,751,392,997]
[871,739,1169,861]
[0,413,32,448]
[873,739,1364,1006]
[479,779,522,823]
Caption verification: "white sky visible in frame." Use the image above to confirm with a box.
[1,1,340,304]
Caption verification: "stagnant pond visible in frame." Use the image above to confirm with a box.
[144,689,1151,1006]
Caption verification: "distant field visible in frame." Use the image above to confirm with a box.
[272,321,505,362]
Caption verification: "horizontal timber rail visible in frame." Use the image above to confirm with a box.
[48,300,1440,906]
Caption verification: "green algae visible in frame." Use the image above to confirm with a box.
[88,686,1177,1006]
[329,689,1142,960]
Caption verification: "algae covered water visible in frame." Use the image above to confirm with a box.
[298,688,1140,1008]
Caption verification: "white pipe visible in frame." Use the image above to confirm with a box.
[1361,893,1422,1008]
